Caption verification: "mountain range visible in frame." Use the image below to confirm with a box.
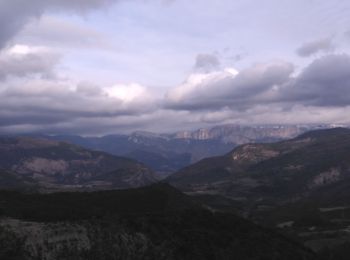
[35,124,336,175]
[1,127,350,258]
[167,127,350,203]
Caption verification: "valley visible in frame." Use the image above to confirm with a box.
[0,127,350,259]
[2,1,349,258]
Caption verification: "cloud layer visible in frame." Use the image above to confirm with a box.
[1,51,350,134]
[1,1,350,134]
[169,54,350,110]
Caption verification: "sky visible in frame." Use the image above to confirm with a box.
[1,0,350,135]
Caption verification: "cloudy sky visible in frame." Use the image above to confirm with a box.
[1,0,350,135]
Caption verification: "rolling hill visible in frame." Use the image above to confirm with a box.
[167,128,350,203]
[0,136,157,191]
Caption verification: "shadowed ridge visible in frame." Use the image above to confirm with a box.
[0,136,157,191]
[294,127,350,140]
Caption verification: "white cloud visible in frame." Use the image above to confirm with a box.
[166,68,239,103]
[8,44,31,55]
[104,83,149,103]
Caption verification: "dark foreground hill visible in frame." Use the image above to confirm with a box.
[0,183,314,260]
[0,136,157,191]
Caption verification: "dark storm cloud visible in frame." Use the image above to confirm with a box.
[0,0,119,49]
[296,37,334,57]
[166,54,350,112]
[166,61,294,110]
[284,54,350,106]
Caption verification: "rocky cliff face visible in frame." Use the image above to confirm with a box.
[173,124,317,144]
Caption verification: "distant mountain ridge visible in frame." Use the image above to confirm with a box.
[31,124,340,175]
[172,124,311,143]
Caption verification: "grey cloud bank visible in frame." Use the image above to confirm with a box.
[1,53,350,135]
[165,61,294,110]
[167,54,350,112]
[285,54,350,106]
